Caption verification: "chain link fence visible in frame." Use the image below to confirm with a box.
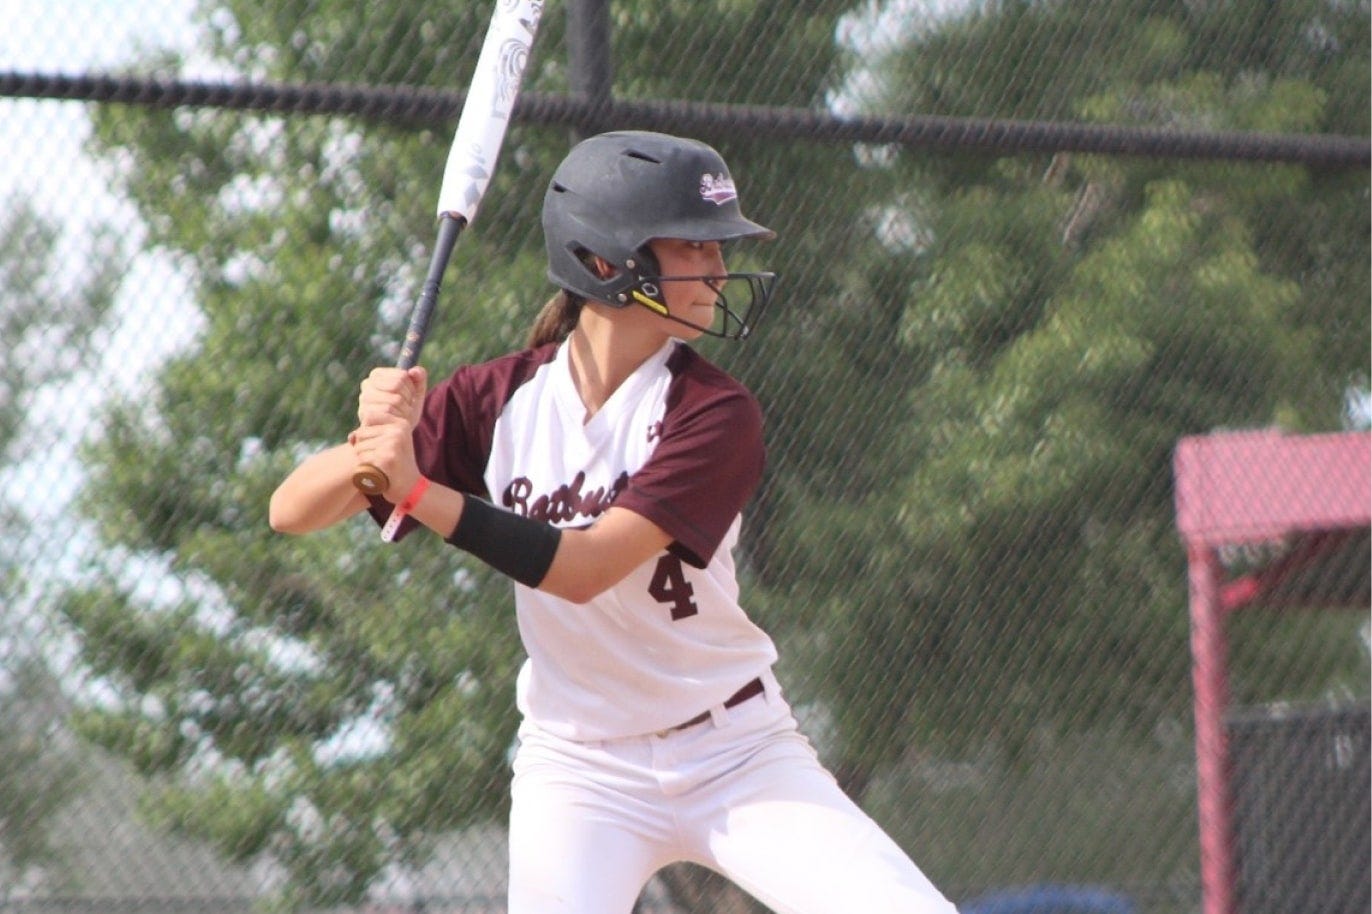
[2,1,1369,912]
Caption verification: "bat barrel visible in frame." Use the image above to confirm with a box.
[436,0,542,222]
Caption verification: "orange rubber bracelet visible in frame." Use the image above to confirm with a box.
[381,475,431,542]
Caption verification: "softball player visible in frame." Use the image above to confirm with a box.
[271,131,958,914]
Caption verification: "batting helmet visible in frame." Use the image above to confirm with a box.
[542,131,778,340]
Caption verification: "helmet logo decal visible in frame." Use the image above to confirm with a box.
[699,173,738,206]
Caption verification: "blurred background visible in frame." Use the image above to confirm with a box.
[0,1,1368,912]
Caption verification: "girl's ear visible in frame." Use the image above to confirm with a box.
[591,256,617,279]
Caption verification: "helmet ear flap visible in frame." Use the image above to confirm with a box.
[624,245,668,313]
[628,244,659,276]
[571,244,653,280]
[557,242,627,302]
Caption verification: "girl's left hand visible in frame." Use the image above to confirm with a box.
[348,420,421,503]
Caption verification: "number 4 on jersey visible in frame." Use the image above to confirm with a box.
[648,553,698,620]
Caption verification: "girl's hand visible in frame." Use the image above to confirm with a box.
[348,421,421,503]
[352,365,428,501]
[357,366,428,430]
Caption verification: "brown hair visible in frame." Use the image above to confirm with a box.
[526,290,584,348]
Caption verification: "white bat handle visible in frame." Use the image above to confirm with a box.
[436,0,544,222]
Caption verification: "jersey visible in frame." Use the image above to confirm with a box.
[375,338,779,741]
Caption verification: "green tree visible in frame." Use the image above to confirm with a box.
[0,198,122,482]
[754,0,1370,794]
[0,198,119,891]
[63,2,871,909]
[0,657,80,897]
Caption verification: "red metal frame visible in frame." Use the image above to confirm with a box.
[1173,429,1370,914]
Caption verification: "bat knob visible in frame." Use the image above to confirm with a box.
[352,465,390,496]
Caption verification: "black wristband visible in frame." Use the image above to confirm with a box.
[445,496,562,588]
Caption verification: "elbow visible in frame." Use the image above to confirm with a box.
[542,578,604,605]
[268,492,304,535]
[268,507,293,535]
[539,571,614,605]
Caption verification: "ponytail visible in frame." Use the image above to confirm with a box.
[526,290,584,348]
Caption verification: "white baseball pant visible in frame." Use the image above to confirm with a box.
[507,673,959,914]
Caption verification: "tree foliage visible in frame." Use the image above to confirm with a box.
[751,0,1369,784]
[0,198,119,889]
[0,657,81,895]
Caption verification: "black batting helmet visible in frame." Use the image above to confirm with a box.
[542,131,778,340]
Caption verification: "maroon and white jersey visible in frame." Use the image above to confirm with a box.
[383,338,778,740]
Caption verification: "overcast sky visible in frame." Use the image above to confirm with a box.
[1,1,203,520]
[1,0,199,204]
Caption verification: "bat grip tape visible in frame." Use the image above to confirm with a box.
[446,496,562,588]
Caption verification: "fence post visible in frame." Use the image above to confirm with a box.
[565,0,613,140]
[1187,542,1236,914]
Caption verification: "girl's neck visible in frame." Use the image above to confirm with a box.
[567,305,669,421]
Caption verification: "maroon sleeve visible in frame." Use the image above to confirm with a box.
[365,344,557,539]
[614,351,765,568]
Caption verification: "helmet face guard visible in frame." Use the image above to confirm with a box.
[627,271,778,341]
[542,131,779,341]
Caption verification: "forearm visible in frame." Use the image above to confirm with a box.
[269,444,370,533]
[430,489,668,603]
[406,480,466,542]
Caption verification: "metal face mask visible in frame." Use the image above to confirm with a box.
[623,255,778,341]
